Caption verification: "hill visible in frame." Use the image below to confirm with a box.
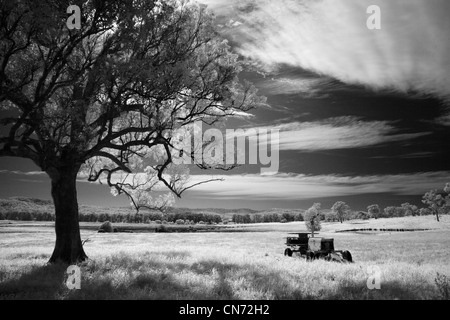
[0,197,306,221]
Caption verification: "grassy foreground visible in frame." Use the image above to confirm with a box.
[1,216,450,300]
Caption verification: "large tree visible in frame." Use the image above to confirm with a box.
[0,0,263,263]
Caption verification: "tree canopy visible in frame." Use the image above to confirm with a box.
[331,201,350,223]
[304,202,321,237]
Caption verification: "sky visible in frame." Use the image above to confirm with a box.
[1,0,450,211]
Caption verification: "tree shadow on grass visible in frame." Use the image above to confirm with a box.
[0,263,67,299]
[327,279,439,300]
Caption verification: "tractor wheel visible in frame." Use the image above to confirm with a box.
[284,248,293,257]
[342,250,353,262]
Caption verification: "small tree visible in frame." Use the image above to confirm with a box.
[367,204,380,219]
[422,183,450,222]
[304,203,321,237]
[331,201,350,223]
[401,203,418,217]
[384,206,397,218]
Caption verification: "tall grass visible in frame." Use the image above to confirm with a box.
[1,219,450,300]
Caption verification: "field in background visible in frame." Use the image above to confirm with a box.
[1,216,450,300]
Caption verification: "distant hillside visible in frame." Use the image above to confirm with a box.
[0,197,305,221]
[8,197,53,206]
[0,197,307,220]
[0,197,53,213]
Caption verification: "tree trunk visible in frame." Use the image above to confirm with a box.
[48,165,87,264]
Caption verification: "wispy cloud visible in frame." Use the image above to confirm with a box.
[0,170,45,176]
[184,171,450,200]
[235,116,430,151]
[257,77,331,98]
[203,0,450,102]
[434,113,450,126]
[2,168,448,204]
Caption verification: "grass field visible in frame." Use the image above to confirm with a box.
[1,216,450,300]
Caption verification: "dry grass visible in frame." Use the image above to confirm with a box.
[1,216,450,300]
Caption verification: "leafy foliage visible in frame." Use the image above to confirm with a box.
[367,204,380,219]
[231,211,303,224]
[422,183,450,222]
[304,203,321,236]
[331,201,350,223]
[0,0,264,211]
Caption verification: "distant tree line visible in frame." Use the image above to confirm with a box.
[231,183,450,225]
[0,211,54,221]
[0,210,222,224]
[232,212,304,224]
[2,184,448,224]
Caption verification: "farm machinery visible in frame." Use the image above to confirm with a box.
[284,233,353,263]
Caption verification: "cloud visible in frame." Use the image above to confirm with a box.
[184,171,450,200]
[0,170,45,176]
[257,77,331,98]
[434,113,450,126]
[3,168,448,204]
[203,0,450,102]
[235,116,430,151]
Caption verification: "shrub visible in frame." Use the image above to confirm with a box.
[21,212,33,221]
[176,219,185,225]
[155,220,162,224]
[318,212,326,221]
[367,204,380,219]
[281,213,295,222]
[355,211,371,220]
[325,212,338,222]
[419,208,431,216]
[157,224,167,232]
[99,221,114,233]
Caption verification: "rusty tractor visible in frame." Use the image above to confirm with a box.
[284,232,353,262]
